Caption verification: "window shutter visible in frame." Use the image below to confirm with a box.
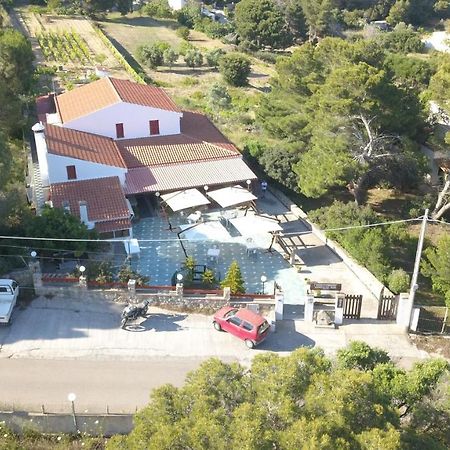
[116,123,124,138]
[149,120,160,135]
[66,165,77,180]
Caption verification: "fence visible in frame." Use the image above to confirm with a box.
[416,306,450,334]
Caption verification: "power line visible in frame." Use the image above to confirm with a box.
[0,216,423,243]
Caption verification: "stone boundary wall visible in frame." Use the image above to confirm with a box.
[272,189,393,299]
[0,410,133,436]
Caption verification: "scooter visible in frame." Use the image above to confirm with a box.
[121,299,150,329]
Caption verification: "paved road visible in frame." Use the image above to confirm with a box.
[0,358,209,414]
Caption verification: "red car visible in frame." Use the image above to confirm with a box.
[213,306,270,348]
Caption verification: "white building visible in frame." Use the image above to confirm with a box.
[168,0,186,11]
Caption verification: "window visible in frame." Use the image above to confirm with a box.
[0,287,9,293]
[228,316,242,327]
[242,321,254,331]
[66,165,77,180]
[149,120,160,135]
[116,123,124,138]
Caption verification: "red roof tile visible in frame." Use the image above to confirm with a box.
[117,134,238,168]
[55,77,180,123]
[95,218,132,233]
[45,124,126,168]
[50,177,130,225]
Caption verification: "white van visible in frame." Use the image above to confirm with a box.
[0,279,19,324]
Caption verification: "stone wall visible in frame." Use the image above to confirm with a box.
[0,410,133,436]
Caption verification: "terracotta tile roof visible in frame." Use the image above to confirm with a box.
[124,158,257,194]
[50,177,130,225]
[45,124,126,168]
[110,78,181,113]
[36,94,56,124]
[117,134,239,168]
[55,77,180,123]
[95,218,132,233]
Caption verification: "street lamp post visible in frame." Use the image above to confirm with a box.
[246,179,252,192]
[67,393,78,432]
[260,274,267,294]
[176,273,184,298]
[204,185,209,194]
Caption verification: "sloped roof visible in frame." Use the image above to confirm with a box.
[45,124,126,168]
[50,177,130,224]
[117,136,238,168]
[124,158,257,194]
[55,77,180,123]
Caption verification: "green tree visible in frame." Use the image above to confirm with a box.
[116,0,132,15]
[208,83,231,108]
[205,48,225,69]
[138,43,164,69]
[142,0,173,18]
[176,25,190,40]
[219,52,251,86]
[24,206,97,256]
[235,0,292,49]
[184,48,203,69]
[300,0,336,41]
[163,47,178,68]
[422,235,450,306]
[221,260,245,293]
[388,268,410,294]
[337,341,391,371]
[387,0,411,24]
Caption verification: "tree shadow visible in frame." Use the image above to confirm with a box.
[132,313,187,332]
[258,320,315,352]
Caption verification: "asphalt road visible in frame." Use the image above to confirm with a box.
[0,358,209,414]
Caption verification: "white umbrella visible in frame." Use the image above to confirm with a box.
[179,221,231,241]
[161,188,210,212]
[229,214,282,236]
[207,185,257,208]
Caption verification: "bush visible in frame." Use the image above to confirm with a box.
[142,0,173,18]
[388,268,410,294]
[208,83,231,108]
[176,26,190,40]
[379,26,425,53]
[219,52,251,86]
[137,43,164,69]
[184,48,203,69]
[205,48,225,69]
[163,48,178,67]
[118,265,149,286]
[221,260,245,294]
[179,41,195,56]
[337,341,391,370]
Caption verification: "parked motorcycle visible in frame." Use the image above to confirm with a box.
[121,299,150,329]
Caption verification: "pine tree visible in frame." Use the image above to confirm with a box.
[221,260,245,294]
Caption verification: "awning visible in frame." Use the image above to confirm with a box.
[179,221,231,241]
[229,214,283,235]
[207,185,257,208]
[161,189,210,212]
[123,238,140,255]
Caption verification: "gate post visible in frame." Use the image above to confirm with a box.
[274,289,284,321]
[335,293,345,326]
[304,293,314,323]
[396,292,412,330]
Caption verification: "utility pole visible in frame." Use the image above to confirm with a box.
[407,209,429,312]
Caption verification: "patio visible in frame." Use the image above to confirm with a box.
[127,210,307,302]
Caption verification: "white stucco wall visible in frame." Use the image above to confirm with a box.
[62,102,182,139]
[32,126,50,187]
[47,154,127,185]
[169,0,186,10]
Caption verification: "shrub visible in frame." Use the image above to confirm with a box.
[179,41,195,56]
[388,268,410,294]
[337,341,391,371]
[221,260,245,294]
[184,48,203,69]
[205,48,225,69]
[202,269,216,286]
[208,83,231,108]
[219,52,251,86]
[118,265,149,286]
[142,0,173,18]
[176,26,190,40]
[163,48,178,67]
[138,43,164,69]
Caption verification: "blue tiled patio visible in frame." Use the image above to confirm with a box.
[128,215,306,304]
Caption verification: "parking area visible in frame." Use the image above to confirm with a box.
[0,296,428,369]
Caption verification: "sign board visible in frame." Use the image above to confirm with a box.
[309,282,342,291]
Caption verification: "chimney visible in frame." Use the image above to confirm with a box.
[32,122,50,187]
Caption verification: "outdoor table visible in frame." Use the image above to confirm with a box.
[187,211,202,223]
[246,240,259,256]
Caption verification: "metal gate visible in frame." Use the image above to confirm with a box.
[343,295,363,319]
[377,296,398,320]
